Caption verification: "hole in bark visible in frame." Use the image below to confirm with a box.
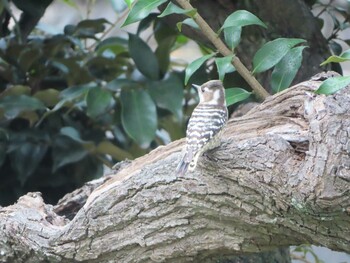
[289,141,309,160]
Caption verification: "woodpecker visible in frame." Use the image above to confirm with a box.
[176,80,228,176]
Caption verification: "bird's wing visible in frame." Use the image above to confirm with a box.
[185,104,228,156]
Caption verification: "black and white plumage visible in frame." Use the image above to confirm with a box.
[176,80,228,176]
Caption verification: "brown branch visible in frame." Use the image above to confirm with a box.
[0,72,349,262]
[175,0,270,100]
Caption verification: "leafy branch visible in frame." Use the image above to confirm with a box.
[175,0,270,100]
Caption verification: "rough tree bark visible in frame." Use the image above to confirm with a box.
[0,72,349,262]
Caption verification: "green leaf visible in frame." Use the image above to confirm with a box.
[123,0,167,26]
[1,85,30,97]
[60,0,78,8]
[271,46,306,93]
[11,142,48,185]
[121,89,157,147]
[225,88,251,106]
[224,26,242,50]
[123,0,135,9]
[215,55,235,81]
[315,76,350,95]
[220,10,267,31]
[52,135,88,171]
[105,79,137,91]
[253,38,306,73]
[18,47,42,71]
[65,19,110,39]
[60,126,83,142]
[158,2,196,18]
[0,95,46,119]
[51,84,94,112]
[177,18,199,32]
[148,73,184,120]
[155,35,177,75]
[128,33,160,80]
[320,49,350,66]
[137,13,158,35]
[95,37,128,56]
[34,89,60,107]
[86,87,113,118]
[185,53,215,85]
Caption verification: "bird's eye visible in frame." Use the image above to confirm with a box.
[201,87,205,92]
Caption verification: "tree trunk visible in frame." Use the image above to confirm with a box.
[0,72,349,262]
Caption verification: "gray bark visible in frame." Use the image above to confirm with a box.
[0,73,349,262]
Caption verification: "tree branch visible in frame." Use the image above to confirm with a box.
[175,0,270,100]
[0,73,349,262]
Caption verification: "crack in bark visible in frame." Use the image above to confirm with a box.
[0,73,350,262]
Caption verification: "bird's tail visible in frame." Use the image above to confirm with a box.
[176,154,190,176]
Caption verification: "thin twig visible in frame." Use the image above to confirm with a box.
[315,0,335,18]
[175,0,270,100]
[87,8,129,51]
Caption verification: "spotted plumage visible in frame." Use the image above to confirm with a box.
[176,80,228,176]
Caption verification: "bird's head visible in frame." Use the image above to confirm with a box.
[193,80,226,106]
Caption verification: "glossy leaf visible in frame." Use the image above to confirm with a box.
[177,18,199,32]
[1,85,30,97]
[215,55,235,81]
[0,95,46,119]
[121,89,157,147]
[185,53,215,85]
[329,40,342,55]
[158,2,196,18]
[60,127,82,142]
[220,10,267,31]
[155,34,177,75]
[315,76,350,95]
[128,33,160,80]
[52,135,88,171]
[65,19,110,39]
[95,37,128,56]
[18,47,42,71]
[123,0,167,26]
[34,89,60,107]
[148,73,184,120]
[225,88,251,106]
[320,49,350,66]
[60,83,94,100]
[137,13,158,35]
[253,38,306,73]
[51,84,94,112]
[271,46,306,93]
[11,142,48,185]
[224,26,242,50]
[123,0,135,8]
[86,87,113,118]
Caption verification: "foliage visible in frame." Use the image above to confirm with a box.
[291,245,325,263]
[2,0,348,205]
[0,0,189,204]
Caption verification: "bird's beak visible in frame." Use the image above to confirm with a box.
[192,84,201,90]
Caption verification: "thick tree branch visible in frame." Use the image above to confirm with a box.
[0,73,349,262]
